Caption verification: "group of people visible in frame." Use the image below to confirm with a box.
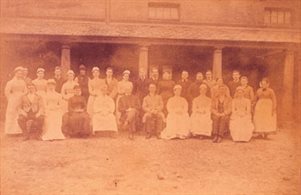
[4,65,277,143]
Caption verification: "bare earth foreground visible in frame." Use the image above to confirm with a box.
[1,123,300,195]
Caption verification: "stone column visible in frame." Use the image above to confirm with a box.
[282,49,295,120]
[212,47,223,79]
[61,44,71,78]
[138,45,149,78]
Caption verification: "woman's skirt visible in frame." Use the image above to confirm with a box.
[87,95,96,116]
[93,113,118,132]
[190,113,212,136]
[253,99,277,133]
[230,114,254,142]
[160,113,190,140]
[5,94,23,134]
[42,110,65,141]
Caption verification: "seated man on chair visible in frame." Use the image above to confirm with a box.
[142,83,164,139]
[18,83,45,140]
[62,84,91,138]
[118,84,141,140]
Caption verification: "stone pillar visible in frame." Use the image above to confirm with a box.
[138,45,149,78]
[282,49,295,120]
[61,44,71,78]
[212,47,223,79]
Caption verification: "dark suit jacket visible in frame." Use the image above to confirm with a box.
[19,93,45,116]
[211,96,232,116]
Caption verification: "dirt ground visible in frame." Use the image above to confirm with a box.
[1,123,300,195]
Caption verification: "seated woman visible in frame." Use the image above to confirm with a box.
[160,85,190,140]
[62,85,91,138]
[42,79,65,141]
[229,87,254,142]
[190,84,212,138]
[211,85,232,143]
[92,85,118,136]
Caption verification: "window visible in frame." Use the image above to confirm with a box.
[264,8,292,26]
[148,3,180,21]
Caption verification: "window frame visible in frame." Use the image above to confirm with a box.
[148,2,180,22]
[264,7,293,27]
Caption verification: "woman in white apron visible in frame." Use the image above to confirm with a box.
[190,84,212,138]
[61,70,77,113]
[253,78,277,139]
[4,66,27,135]
[87,66,105,116]
[230,87,254,142]
[92,85,118,135]
[42,79,65,141]
[32,68,47,98]
[160,85,190,140]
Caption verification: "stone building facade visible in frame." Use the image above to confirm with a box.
[0,0,300,122]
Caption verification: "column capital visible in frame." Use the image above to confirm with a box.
[285,49,295,55]
[138,44,150,49]
[61,44,71,49]
[213,46,224,51]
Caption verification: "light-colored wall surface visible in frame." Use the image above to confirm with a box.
[1,0,300,28]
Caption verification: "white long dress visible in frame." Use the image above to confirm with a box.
[42,91,65,141]
[160,96,190,139]
[87,78,105,116]
[253,88,277,133]
[32,79,47,98]
[4,77,27,134]
[92,95,118,132]
[230,98,254,142]
[61,80,78,113]
[190,95,212,136]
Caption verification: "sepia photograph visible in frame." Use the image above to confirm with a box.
[0,0,300,194]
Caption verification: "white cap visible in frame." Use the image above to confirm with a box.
[47,79,56,85]
[91,66,100,72]
[67,70,75,75]
[173,84,182,90]
[199,84,208,89]
[123,70,130,75]
[37,68,45,73]
[14,66,23,72]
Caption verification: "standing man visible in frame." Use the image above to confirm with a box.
[142,83,164,139]
[177,70,192,102]
[118,85,141,140]
[135,70,149,102]
[188,72,205,102]
[148,67,160,86]
[204,70,216,89]
[105,67,118,100]
[53,66,65,93]
[227,70,241,97]
[76,64,89,100]
[18,83,45,140]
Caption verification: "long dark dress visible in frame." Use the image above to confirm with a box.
[62,95,91,137]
